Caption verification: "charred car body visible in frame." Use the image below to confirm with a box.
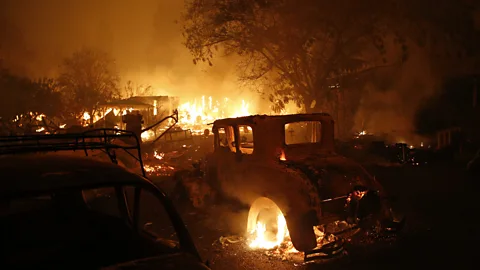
[0,130,209,269]
[185,113,402,257]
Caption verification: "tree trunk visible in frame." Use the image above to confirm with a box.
[89,108,96,126]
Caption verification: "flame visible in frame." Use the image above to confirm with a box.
[153,100,158,116]
[153,150,164,160]
[249,213,290,250]
[279,149,287,161]
[122,108,134,116]
[83,112,91,121]
[178,96,251,134]
[35,114,46,121]
[246,197,350,259]
[81,108,115,126]
[354,130,368,139]
[247,197,298,253]
[141,130,155,141]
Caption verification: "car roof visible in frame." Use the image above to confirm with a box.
[213,113,333,126]
[0,154,147,198]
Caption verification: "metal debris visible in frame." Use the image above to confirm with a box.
[218,235,244,247]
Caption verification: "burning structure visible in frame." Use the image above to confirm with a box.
[92,95,252,141]
[97,96,178,127]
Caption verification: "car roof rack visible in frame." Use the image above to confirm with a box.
[0,128,147,177]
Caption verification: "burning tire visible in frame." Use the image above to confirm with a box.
[247,197,288,249]
[247,197,316,252]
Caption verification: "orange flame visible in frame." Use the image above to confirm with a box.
[249,213,289,249]
[279,149,287,161]
[178,96,251,134]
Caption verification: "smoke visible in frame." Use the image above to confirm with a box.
[352,44,440,144]
[1,0,260,106]
[2,0,461,132]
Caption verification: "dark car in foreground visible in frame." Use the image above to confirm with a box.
[0,130,210,269]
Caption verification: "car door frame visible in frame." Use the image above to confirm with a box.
[119,181,201,260]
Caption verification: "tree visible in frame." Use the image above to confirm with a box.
[182,0,478,113]
[30,78,64,118]
[0,68,63,121]
[123,80,154,98]
[57,47,120,123]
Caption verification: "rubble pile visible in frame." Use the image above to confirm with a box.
[249,221,359,263]
[144,150,183,177]
[143,143,206,177]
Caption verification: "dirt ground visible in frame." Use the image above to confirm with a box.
[152,162,478,270]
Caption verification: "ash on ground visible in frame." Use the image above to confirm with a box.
[210,221,398,267]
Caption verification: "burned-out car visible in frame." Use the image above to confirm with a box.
[187,113,402,257]
[0,130,209,269]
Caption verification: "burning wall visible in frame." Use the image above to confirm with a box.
[178,96,251,135]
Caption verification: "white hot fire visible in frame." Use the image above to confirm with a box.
[247,197,298,253]
[249,212,290,250]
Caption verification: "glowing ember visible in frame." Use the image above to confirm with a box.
[144,164,175,176]
[35,113,46,121]
[153,150,164,160]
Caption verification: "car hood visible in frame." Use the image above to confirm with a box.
[102,253,210,270]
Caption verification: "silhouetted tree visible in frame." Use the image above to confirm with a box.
[0,69,63,120]
[57,47,120,123]
[123,80,153,98]
[31,78,64,117]
[182,0,478,113]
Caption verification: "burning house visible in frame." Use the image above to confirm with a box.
[98,96,179,129]
[92,96,180,141]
